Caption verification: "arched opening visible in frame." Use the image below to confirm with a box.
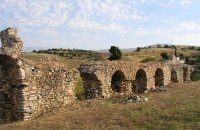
[133,69,147,93]
[80,73,102,99]
[111,70,125,93]
[183,67,188,81]
[171,69,177,82]
[155,68,164,88]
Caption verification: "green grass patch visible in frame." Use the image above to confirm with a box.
[74,78,85,100]
[140,58,156,63]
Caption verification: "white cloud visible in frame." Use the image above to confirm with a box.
[0,0,146,33]
[169,34,200,45]
[68,18,126,32]
[180,0,193,7]
[176,21,200,31]
[136,0,196,7]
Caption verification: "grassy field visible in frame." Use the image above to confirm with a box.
[23,52,90,68]
[1,81,200,130]
[25,46,200,65]
[123,46,200,62]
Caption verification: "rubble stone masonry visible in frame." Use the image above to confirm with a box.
[0,28,78,123]
[79,59,193,99]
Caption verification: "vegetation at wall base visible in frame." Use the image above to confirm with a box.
[74,78,85,100]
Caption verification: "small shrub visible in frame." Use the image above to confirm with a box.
[179,53,185,60]
[157,44,161,48]
[164,45,169,48]
[161,52,172,60]
[136,47,141,52]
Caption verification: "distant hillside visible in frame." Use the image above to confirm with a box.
[24,47,50,52]
[33,48,103,60]
[25,45,200,80]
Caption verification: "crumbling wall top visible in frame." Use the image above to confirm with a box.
[0,27,23,59]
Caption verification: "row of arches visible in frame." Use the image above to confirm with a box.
[81,66,191,98]
[111,68,164,93]
[111,67,190,94]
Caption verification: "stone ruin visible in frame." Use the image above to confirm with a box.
[0,28,23,59]
[79,59,193,99]
[0,27,194,123]
[0,27,78,123]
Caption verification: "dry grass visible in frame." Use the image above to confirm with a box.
[1,81,200,130]
[123,47,200,62]
[23,53,88,68]
[123,48,174,62]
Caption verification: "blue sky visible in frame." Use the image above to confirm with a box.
[0,0,200,50]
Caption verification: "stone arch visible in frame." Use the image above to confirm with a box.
[80,73,102,99]
[171,69,177,82]
[111,70,126,93]
[155,68,164,87]
[183,67,188,81]
[133,69,147,93]
[0,54,24,123]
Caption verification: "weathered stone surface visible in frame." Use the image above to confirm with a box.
[0,27,23,58]
[0,27,79,123]
[79,59,193,99]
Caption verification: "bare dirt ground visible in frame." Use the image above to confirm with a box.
[1,81,200,130]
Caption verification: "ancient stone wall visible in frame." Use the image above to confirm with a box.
[79,59,193,99]
[79,61,172,98]
[169,64,193,83]
[0,27,78,123]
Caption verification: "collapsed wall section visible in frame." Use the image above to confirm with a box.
[21,58,79,120]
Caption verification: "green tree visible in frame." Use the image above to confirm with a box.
[136,47,141,52]
[157,44,161,48]
[108,46,122,60]
[164,45,169,48]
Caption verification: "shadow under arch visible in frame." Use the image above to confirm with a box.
[132,69,147,93]
[111,70,125,93]
[80,73,102,99]
[183,67,188,81]
[171,69,177,82]
[0,54,24,123]
[155,68,164,88]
